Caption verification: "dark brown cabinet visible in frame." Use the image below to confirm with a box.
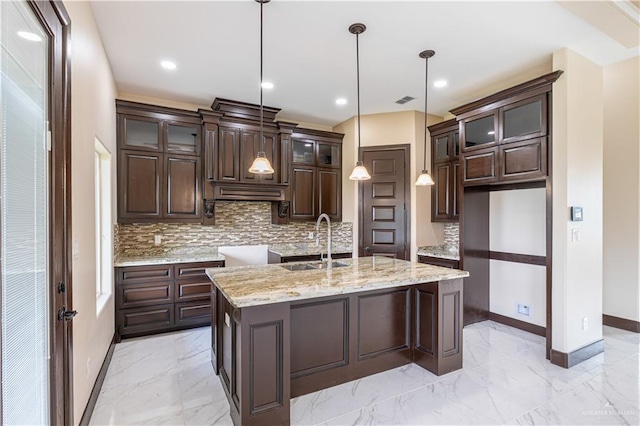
[429,119,460,222]
[457,90,549,187]
[289,130,343,221]
[118,150,163,221]
[115,260,224,341]
[215,123,278,183]
[418,255,460,269]
[117,101,203,223]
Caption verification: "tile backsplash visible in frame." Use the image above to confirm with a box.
[444,222,459,247]
[115,201,353,258]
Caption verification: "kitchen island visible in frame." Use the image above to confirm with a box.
[206,257,469,426]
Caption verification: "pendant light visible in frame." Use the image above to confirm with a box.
[348,23,371,181]
[248,0,275,175]
[415,50,435,186]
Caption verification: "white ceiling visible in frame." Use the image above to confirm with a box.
[89,0,639,126]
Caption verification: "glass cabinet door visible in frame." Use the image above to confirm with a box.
[122,117,160,150]
[434,135,450,162]
[317,143,340,167]
[166,123,199,153]
[501,97,544,142]
[292,140,315,164]
[464,114,496,150]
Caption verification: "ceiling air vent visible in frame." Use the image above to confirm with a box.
[395,96,415,105]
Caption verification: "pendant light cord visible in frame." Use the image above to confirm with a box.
[356,32,361,162]
[259,1,264,153]
[423,55,428,171]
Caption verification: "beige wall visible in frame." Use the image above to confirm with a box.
[64,1,118,423]
[603,56,640,322]
[334,111,444,261]
[552,48,604,353]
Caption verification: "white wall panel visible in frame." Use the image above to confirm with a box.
[489,188,546,256]
[490,260,546,326]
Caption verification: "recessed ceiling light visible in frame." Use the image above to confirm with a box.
[335,98,347,105]
[17,31,42,42]
[261,81,274,89]
[433,80,448,88]
[161,60,177,70]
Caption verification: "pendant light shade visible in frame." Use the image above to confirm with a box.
[250,0,274,175]
[249,152,275,174]
[415,49,435,186]
[349,161,371,180]
[348,23,371,181]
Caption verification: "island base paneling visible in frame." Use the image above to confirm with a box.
[212,278,463,425]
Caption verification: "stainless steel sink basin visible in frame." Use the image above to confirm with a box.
[280,261,349,271]
[309,261,349,269]
[280,263,317,271]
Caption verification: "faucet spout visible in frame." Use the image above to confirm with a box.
[315,213,332,263]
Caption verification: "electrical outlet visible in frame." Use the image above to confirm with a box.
[154,234,162,246]
[72,238,79,260]
[86,358,91,379]
[308,232,314,240]
[582,317,588,330]
[517,304,530,316]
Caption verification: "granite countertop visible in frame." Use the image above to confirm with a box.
[206,256,468,308]
[417,245,460,261]
[268,243,353,257]
[114,250,225,267]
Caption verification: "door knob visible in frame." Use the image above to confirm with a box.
[58,308,78,322]
[364,246,371,252]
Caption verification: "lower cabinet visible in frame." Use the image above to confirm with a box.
[115,260,224,341]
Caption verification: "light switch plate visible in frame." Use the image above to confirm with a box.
[571,229,580,242]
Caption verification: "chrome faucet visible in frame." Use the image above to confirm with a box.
[315,213,332,263]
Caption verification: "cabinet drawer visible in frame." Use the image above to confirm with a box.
[418,255,460,269]
[176,300,212,326]
[118,283,173,308]
[118,304,174,335]
[499,137,547,182]
[175,280,212,302]
[462,148,498,185]
[175,261,224,280]
[117,264,173,284]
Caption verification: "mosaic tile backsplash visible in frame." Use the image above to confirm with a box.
[444,222,459,247]
[115,201,353,258]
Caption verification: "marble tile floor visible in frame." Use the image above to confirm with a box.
[90,321,639,426]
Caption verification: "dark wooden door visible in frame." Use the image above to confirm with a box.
[164,154,201,219]
[218,126,240,181]
[119,150,163,221]
[239,129,277,182]
[290,166,316,220]
[360,146,409,259]
[433,163,451,220]
[318,168,341,220]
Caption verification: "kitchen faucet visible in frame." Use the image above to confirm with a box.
[315,213,332,263]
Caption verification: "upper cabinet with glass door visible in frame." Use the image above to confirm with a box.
[461,112,498,152]
[117,100,201,155]
[499,94,546,144]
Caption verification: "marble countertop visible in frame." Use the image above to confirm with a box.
[268,243,353,257]
[206,256,468,308]
[115,251,225,267]
[417,245,460,261]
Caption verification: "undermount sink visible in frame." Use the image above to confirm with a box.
[309,261,349,269]
[280,261,349,271]
[280,263,317,271]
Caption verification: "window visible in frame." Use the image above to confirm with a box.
[95,138,112,313]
